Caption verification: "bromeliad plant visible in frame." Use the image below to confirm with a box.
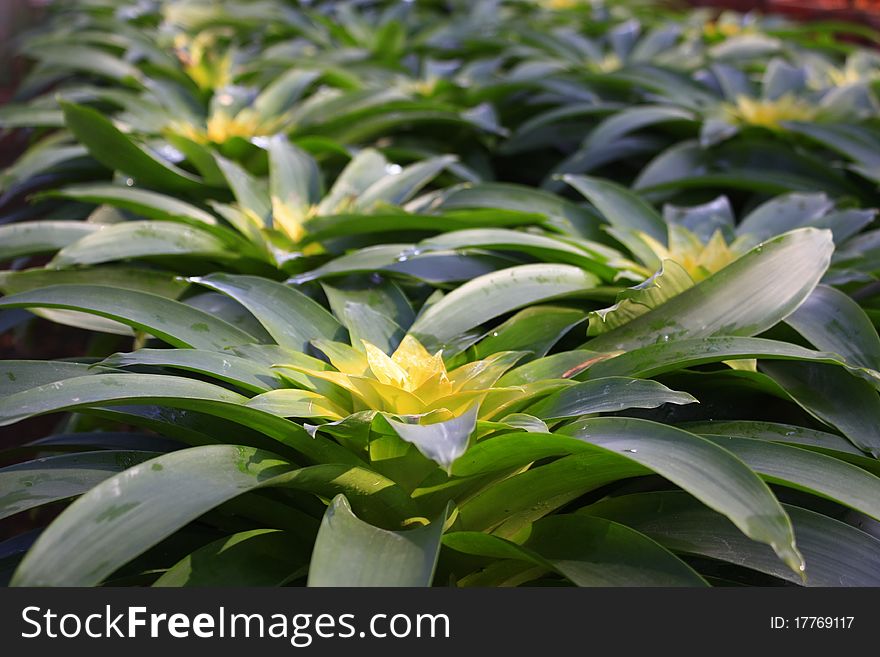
[1,0,880,588]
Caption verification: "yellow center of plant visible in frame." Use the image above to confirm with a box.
[726,94,817,130]
[167,110,279,145]
[277,336,519,421]
[638,225,750,282]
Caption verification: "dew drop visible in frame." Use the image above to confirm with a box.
[125,178,134,187]
[385,163,403,175]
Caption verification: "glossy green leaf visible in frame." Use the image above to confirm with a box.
[61,102,206,192]
[473,306,586,361]
[385,404,479,471]
[457,451,648,534]
[308,495,446,587]
[154,529,309,587]
[0,222,102,263]
[562,174,667,244]
[0,361,100,396]
[445,513,707,586]
[0,373,354,464]
[703,435,880,520]
[100,349,281,394]
[584,492,880,586]
[417,228,618,279]
[0,285,256,350]
[527,377,696,420]
[191,274,346,352]
[761,361,880,457]
[51,222,237,267]
[585,229,834,353]
[785,285,880,370]
[11,446,409,586]
[410,264,599,353]
[44,184,218,225]
[585,336,880,386]
[0,451,157,520]
[558,417,803,573]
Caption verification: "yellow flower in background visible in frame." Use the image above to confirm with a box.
[275,336,522,421]
[596,54,622,73]
[272,197,319,244]
[541,0,581,10]
[173,31,233,90]
[166,110,280,145]
[725,94,817,130]
[638,224,751,283]
[703,20,745,39]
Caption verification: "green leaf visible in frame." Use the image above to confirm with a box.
[685,420,880,476]
[527,377,696,420]
[11,446,409,586]
[255,70,321,121]
[417,228,618,280]
[703,435,880,521]
[452,431,621,478]
[557,417,803,574]
[0,373,353,464]
[0,285,256,350]
[783,122,880,168]
[321,278,413,353]
[290,244,516,285]
[585,228,834,353]
[50,221,237,267]
[44,184,219,225]
[445,514,707,586]
[0,451,158,520]
[100,349,281,394]
[316,149,388,215]
[153,529,309,587]
[584,492,880,586]
[215,156,271,223]
[410,264,599,353]
[191,274,346,352]
[0,222,102,263]
[61,102,206,192]
[0,361,100,396]
[245,389,347,420]
[29,44,143,82]
[457,451,648,534]
[269,134,321,213]
[499,350,610,385]
[308,495,446,587]
[785,285,880,370]
[585,336,880,386]
[562,174,667,244]
[736,192,832,242]
[588,260,694,336]
[385,404,479,471]
[353,155,456,211]
[761,361,880,457]
[583,105,695,152]
[429,182,602,239]
[0,267,187,299]
[473,306,586,361]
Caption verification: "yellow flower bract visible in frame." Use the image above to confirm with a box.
[278,336,520,421]
[727,94,817,130]
[639,225,749,282]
